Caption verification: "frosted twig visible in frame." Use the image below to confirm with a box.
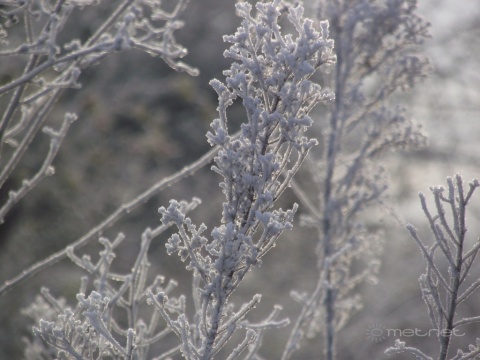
[385,339,433,360]
[0,112,76,223]
[0,144,218,296]
[387,175,480,360]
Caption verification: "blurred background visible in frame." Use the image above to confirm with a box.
[0,0,480,358]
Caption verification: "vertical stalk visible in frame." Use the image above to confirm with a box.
[438,181,465,360]
[322,11,344,360]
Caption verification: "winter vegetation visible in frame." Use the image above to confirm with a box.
[386,175,480,360]
[0,0,479,359]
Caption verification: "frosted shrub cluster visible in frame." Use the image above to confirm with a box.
[0,0,197,229]
[154,2,334,358]
[1,0,479,359]
[284,1,431,359]
[23,199,200,359]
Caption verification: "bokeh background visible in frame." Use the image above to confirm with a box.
[1,0,480,358]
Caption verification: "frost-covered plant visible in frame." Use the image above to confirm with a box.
[283,0,430,359]
[24,199,199,360]
[386,175,480,360]
[0,0,197,227]
[151,1,335,358]
[4,0,465,359]
[20,0,336,359]
[0,0,198,296]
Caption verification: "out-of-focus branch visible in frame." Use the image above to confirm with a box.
[0,144,218,296]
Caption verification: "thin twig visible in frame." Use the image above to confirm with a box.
[0,144,218,296]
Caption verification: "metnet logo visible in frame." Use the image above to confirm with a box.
[365,322,466,343]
